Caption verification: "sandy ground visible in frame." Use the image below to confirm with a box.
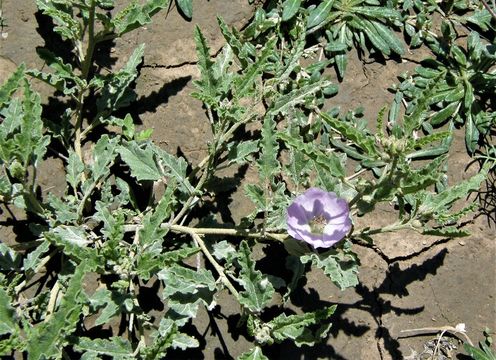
[0,1,494,359]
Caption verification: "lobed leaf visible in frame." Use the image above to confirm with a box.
[27,260,88,360]
[238,346,269,360]
[0,286,16,336]
[300,241,359,290]
[118,141,161,181]
[73,337,133,360]
[277,132,345,178]
[236,241,274,313]
[0,64,25,107]
[269,306,336,346]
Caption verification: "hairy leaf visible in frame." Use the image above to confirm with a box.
[300,241,358,290]
[277,132,345,178]
[269,306,336,346]
[113,0,170,35]
[282,0,302,22]
[27,260,88,360]
[258,116,279,182]
[96,44,144,114]
[307,0,334,29]
[139,184,175,247]
[238,346,269,360]
[0,64,25,107]
[73,337,133,360]
[236,241,274,313]
[118,142,161,181]
[320,112,378,156]
[0,286,16,336]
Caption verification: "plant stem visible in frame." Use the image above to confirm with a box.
[172,111,259,225]
[123,223,288,242]
[74,0,96,162]
[356,221,417,237]
[398,326,474,346]
[188,231,240,298]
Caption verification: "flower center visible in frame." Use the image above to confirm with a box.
[309,214,327,234]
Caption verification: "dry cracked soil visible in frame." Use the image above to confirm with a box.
[0,1,495,359]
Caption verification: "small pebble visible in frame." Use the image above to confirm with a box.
[459,240,466,246]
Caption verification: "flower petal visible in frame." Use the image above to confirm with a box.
[286,187,351,248]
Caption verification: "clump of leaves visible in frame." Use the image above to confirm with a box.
[392,23,495,153]
[0,0,492,359]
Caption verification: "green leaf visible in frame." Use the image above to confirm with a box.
[234,38,276,97]
[0,64,25,107]
[118,142,161,181]
[277,132,345,178]
[112,0,170,35]
[172,333,199,350]
[66,151,85,191]
[465,116,479,154]
[269,306,336,346]
[217,17,249,67]
[226,140,259,165]
[45,227,97,266]
[300,241,358,290]
[268,79,334,116]
[52,226,91,247]
[238,346,269,360]
[258,116,279,182]
[422,226,470,238]
[154,147,194,194]
[418,172,486,217]
[139,184,175,247]
[142,318,177,359]
[0,243,21,271]
[236,241,274,313]
[23,240,50,272]
[96,44,144,114]
[137,246,200,279]
[282,0,301,21]
[0,286,16,336]
[212,240,237,261]
[370,20,404,55]
[307,0,335,29]
[88,288,128,326]
[320,112,378,156]
[36,0,82,41]
[73,337,133,359]
[430,102,459,126]
[27,260,88,360]
[192,26,217,105]
[464,342,496,360]
[176,0,192,19]
[158,264,216,325]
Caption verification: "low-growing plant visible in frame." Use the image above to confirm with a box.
[0,0,493,358]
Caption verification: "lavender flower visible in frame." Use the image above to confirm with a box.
[287,188,352,248]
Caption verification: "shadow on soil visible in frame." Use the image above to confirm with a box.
[262,246,447,359]
[165,242,448,359]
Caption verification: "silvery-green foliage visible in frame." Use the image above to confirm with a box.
[0,0,493,358]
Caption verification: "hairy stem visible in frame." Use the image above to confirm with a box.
[189,231,240,298]
[123,223,288,242]
[74,0,97,162]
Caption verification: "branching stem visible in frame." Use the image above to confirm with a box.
[123,223,288,242]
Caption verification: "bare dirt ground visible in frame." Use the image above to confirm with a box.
[0,1,495,359]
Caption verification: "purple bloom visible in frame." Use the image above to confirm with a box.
[287,188,352,248]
